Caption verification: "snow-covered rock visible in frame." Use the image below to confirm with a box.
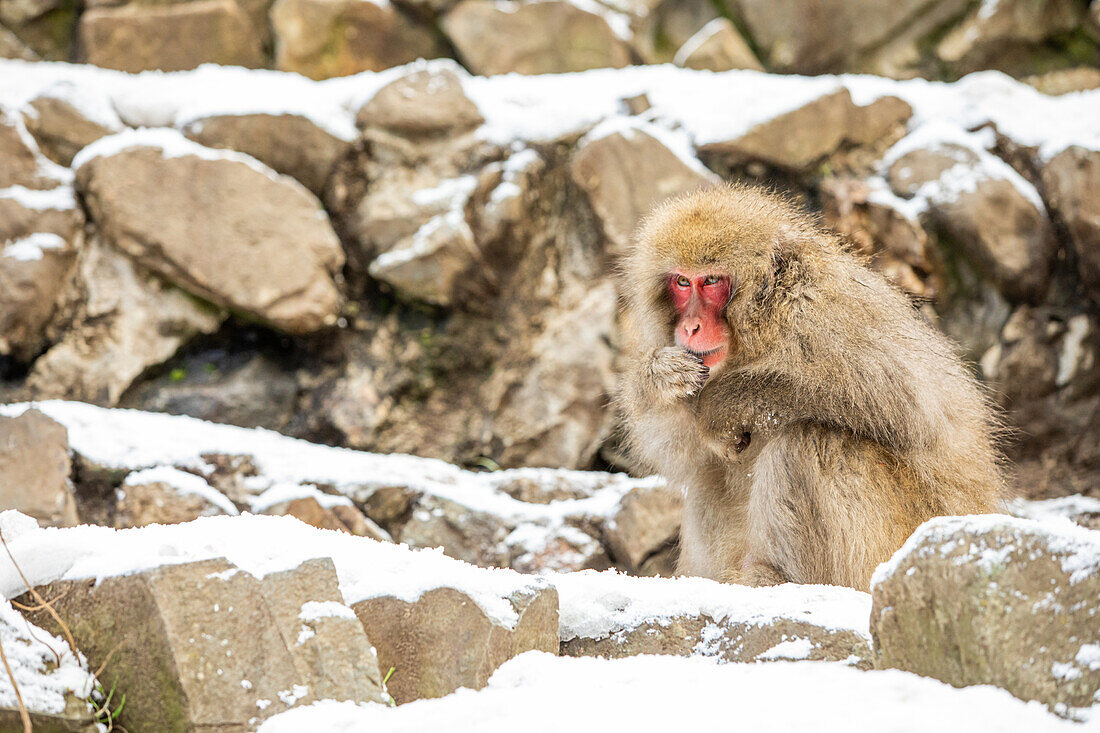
[872,514,1100,717]
[554,571,873,666]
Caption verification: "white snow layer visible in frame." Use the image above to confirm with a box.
[871,513,1100,588]
[551,570,871,642]
[0,601,95,717]
[1,59,1098,170]
[0,512,547,628]
[121,465,240,515]
[1,232,66,262]
[256,652,1079,733]
[0,401,651,526]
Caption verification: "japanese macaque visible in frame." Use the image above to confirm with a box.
[618,184,1005,590]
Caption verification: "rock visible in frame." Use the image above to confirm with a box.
[737,0,941,74]
[936,0,1082,75]
[603,480,681,573]
[77,0,265,72]
[698,90,912,172]
[368,205,482,307]
[556,572,873,667]
[25,237,224,405]
[397,494,513,566]
[115,466,238,528]
[1041,146,1100,303]
[183,113,351,197]
[673,18,763,72]
[1009,495,1100,532]
[0,409,79,527]
[507,523,610,574]
[0,600,98,732]
[23,91,121,166]
[121,352,300,431]
[75,130,344,334]
[0,0,77,61]
[22,557,386,731]
[352,582,558,703]
[0,188,81,361]
[820,177,932,298]
[887,141,1057,301]
[0,110,59,190]
[0,24,38,60]
[261,494,393,542]
[871,515,1100,713]
[483,282,617,469]
[271,0,446,79]
[443,0,632,75]
[356,65,484,137]
[1024,67,1100,96]
[570,120,715,258]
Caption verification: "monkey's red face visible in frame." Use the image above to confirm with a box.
[668,270,733,369]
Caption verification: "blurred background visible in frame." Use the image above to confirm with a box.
[1,0,1099,505]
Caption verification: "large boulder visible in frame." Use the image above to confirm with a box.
[884,131,1057,302]
[698,90,912,172]
[871,515,1100,713]
[570,119,715,258]
[556,571,873,667]
[353,583,558,703]
[183,113,351,197]
[1041,146,1100,304]
[74,129,344,334]
[443,0,633,75]
[21,556,386,731]
[77,0,266,72]
[25,237,224,404]
[271,0,446,79]
[0,410,78,527]
[0,185,81,361]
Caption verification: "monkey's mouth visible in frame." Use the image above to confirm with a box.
[685,345,728,369]
[686,346,722,358]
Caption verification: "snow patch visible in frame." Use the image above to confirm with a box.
[0,184,77,210]
[123,466,239,516]
[2,232,65,261]
[0,601,95,717]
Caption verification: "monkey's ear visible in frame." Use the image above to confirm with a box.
[764,230,803,303]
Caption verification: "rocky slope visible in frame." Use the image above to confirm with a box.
[1,59,1099,497]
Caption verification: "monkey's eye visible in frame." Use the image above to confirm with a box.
[674,275,690,288]
[703,275,721,286]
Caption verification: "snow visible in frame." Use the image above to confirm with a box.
[871,514,1100,588]
[71,127,292,186]
[578,115,718,179]
[250,483,354,513]
[0,184,77,210]
[257,652,1079,733]
[0,513,548,628]
[1,232,65,261]
[1009,495,1100,525]
[0,401,650,532]
[757,638,815,661]
[299,600,358,623]
[0,600,95,717]
[122,466,239,516]
[550,569,871,642]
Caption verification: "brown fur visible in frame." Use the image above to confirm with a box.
[617,183,1006,590]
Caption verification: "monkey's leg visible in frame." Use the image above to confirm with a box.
[746,425,919,590]
[676,461,752,582]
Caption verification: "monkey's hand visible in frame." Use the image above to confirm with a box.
[644,347,709,404]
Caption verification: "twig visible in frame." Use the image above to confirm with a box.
[0,632,32,733]
[0,529,77,654]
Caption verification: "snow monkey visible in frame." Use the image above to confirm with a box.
[618,184,1005,590]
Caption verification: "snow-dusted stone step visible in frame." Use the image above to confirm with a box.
[0,599,98,732]
[554,571,873,667]
[256,651,1081,733]
[872,515,1100,716]
[16,550,384,731]
[0,401,659,575]
[1,512,557,721]
[73,128,345,334]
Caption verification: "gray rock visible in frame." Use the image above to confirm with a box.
[1041,146,1100,304]
[75,135,344,334]
[871,515,1100,714]
[0,409,78,527]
